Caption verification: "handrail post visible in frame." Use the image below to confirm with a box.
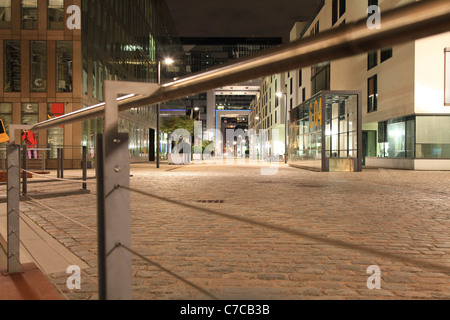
[7,144,21,274]
[60,148,64,179]
[99,81,160,300]
[82,146,87,190]
[57,148,61,178]
[22,145,27,196]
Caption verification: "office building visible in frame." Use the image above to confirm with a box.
[252,0,450,171]
[0,0,184,167]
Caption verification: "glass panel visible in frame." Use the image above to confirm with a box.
[387,121,405,158]
[56,42,73,92]
[48,0,64,30]
[446,49,450,105]
[47,103,64,158]
[4,41,21,92]
[0,0,11,28]
[30,41,47,92]
[93,61,97,99]
[406,118,415,159]
[416,116,450,159]
[22,0,38,30]
[339,133,348,153]
[21,103,39,143]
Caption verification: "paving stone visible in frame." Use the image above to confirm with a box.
[8,163,450,300]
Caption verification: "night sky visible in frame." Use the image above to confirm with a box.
[165,0,324,43]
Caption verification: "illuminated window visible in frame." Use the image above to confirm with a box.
[446,48,450,105]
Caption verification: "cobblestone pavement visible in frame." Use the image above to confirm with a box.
[11,160,450,300]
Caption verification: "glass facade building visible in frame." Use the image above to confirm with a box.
[289,91,362,172]
[0,0,184,166]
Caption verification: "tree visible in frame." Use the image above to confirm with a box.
[160,116,195,135]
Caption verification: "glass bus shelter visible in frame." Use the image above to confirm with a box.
[288,91,362,172]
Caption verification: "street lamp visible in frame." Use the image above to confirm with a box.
[277,92,288,164]
[157,57,174,168]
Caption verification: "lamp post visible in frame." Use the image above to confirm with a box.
[157,58,174,168]
[277,92,288,164]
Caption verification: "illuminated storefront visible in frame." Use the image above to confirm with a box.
[288,91,362,172]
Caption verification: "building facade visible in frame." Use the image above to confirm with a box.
[180,37,282,154]
[252,0,450,170]
[0,0,184,167]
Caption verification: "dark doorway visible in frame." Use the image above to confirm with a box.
[362,130,377,165]
[149,128,155,162]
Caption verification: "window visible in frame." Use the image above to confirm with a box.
[22,0,38,30]
[47,103,64,158]
[290,77,293,95]
[311,63,330,96]
[368,75,378,113]
[302,88,306,102]
[57,42,73,92]
[48,0,64,30]
[299,69,302,87]
[332,0,338,25]
[381,48,393,63]
[332,0,346,25]
[368,51,378,70]
[21,103,39,126]
[339,0,346,18]
[445,48,450,105]
[0,0,11,28]
[30,41,47,92]
[4,41,21,92]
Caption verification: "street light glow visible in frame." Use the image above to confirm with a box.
[164,58,175,65]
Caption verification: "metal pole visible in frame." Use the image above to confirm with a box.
[284,93,288,165]
[22,145,27,196]
[60,148,64,179]
[96,134,106,300]
[82,146,87,190]
[157,61,161,169]
[7,144,20,274]
[57,148,61,178]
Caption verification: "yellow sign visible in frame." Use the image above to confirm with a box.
[309,98,322,130]
[0,119,10,143]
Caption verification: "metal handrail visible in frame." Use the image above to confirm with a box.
[32,0,450,130]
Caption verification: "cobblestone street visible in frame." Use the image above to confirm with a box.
[13,161,450,300]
